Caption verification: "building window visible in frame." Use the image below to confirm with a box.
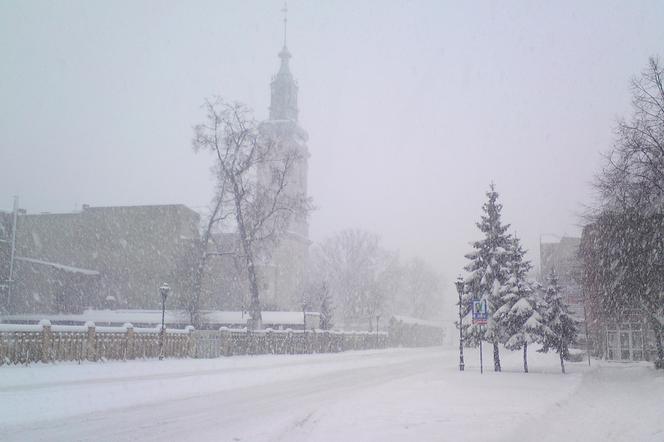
[606,322,645,361]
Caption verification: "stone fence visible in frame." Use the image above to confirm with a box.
[0,321,390,365]
[0,320,193,365]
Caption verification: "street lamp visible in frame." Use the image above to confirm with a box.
[375,314,381,348]
[158,282,170,360]
[302,301,309,353]
[455,276,465,372]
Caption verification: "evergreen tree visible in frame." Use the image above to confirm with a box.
[541,269,578,374]
[494,236,547,373]
[461,184,512,372]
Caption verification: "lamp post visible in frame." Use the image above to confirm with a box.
[158,282,170,360]
[302,301,309,353]
[375,314,381,348]
[455,276,465,372]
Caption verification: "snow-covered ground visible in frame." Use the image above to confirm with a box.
[1,347,662,441]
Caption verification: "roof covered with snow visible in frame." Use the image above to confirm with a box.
[15,257,100,276]
[390,315,445,329]
[0,309,317,326]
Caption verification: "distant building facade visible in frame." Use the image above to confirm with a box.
[539,236,585,324]
[580,220,661,362]
[0,204,199,313]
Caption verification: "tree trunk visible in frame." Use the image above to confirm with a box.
[245,252,262,329]
[650,316,664,362]
[230,177,262,329]
[523,342,528,373]
[493,341,501,372]
[559,347,566,374]
[189,257,206,327]
[189,193,224,329]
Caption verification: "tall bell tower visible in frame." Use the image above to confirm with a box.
[258,4,311,309]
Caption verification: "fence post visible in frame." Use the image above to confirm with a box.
[185,325,195,358]
[246,328,252,355]
[266,328,273,354]
[124,323,134,360]
[286,329,293,354]
[40,319,52,363]
[220,327,231,356]
[321,330,329,353]
[85,321,97,361]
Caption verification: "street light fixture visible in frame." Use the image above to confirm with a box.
[455,276,465,372]
[302,301,309,353]
[158,282,170,360]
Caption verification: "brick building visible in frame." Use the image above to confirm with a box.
[580,218,662,362]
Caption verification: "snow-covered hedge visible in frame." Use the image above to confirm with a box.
[388,316,444,347]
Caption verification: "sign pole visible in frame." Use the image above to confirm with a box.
[479,326,483,374]
[472,300,488,374]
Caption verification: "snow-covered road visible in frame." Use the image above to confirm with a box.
[1,347,662,441]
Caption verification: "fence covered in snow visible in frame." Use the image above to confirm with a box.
[0,321,389,365]
[0,321,193,365]
[210,328,388,358]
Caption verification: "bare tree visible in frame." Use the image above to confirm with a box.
[398,258,444,320]
[193,98,311,328]
[595,56,664,213]
[308,229,444,329]
[590,57,664,364]
[311,230,398,329]
[185,191,233,327]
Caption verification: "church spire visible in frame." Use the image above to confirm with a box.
[269,2,298,121]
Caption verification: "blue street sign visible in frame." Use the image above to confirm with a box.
[472,300,488,325]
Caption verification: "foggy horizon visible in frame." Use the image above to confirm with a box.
[2,0,663,287]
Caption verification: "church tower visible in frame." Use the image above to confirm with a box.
[257,6,311,310]
[269,45,298,121]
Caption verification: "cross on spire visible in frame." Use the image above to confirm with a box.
[281,2,288,47]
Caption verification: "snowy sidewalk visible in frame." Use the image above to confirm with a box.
[511,361,664,442]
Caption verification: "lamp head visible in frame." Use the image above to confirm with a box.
[159,282,171,301]
[455,277,464,295]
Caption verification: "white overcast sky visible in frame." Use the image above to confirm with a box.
[1,0,663,291]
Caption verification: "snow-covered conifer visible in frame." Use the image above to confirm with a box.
[461,183,512,372]
[494,236,546,372]
[541,269,578,374]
